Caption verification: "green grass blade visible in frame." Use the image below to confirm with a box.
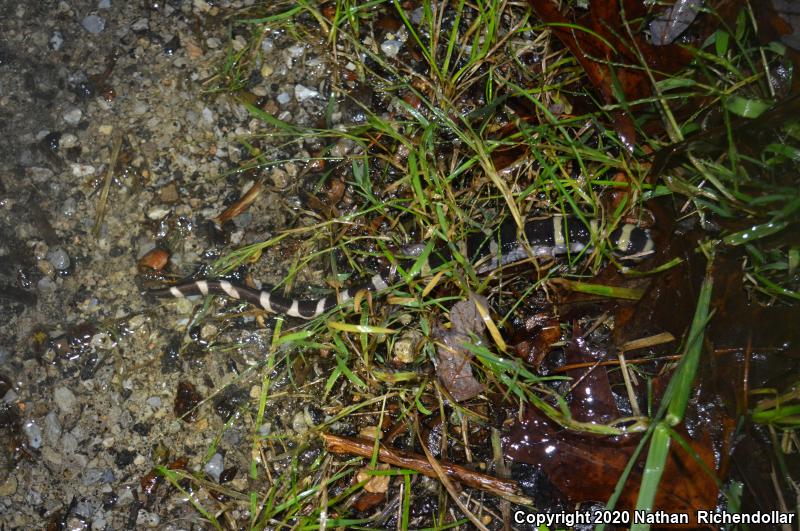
[631,423,672,530]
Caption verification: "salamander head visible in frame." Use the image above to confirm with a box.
[609,224,654,261]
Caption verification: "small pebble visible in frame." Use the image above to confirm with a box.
[294,84,319,102]
[286,44,305,58]
[70,163,96,177]
[0,477,17,497]
[82,468,105,486]
[63,108,82,125]
[26,167,54,183]
[276,92,291,105]
[2,389,18,404]
[131,17,149,32]
[291,411,309,433]
[47,248,71,271]
[158,183,179,203]
[23,419,43,449]
[37,277,56,291]
[138,248,170,271]
[127,314,146,331]
[50,31,64,51]
[37,259,55,277]
[204,453,223,482]
[98,0,111,8]
[200,324,218,340]
[61,432,78,454]
[146,396,162,408]
[381,40,401,58]
[147,206,170,220]
[59,133,78,149]
[90,332,114,350]
[98,125,113,135]
[136,510,160,527]
[54,386,77,414]
[61,197,77,217]
[260,64,273,78]
[44,410,62,443]
[81,14,106,34]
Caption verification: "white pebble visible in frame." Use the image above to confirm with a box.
[147,206,170,220]
[294,84,319,102]
[23,420,43,449]
[63,108,82,125]
[276,92,291,105]
[70,163,95,177]
[381,40,401,58]
[81,14,106,34]
[204,453,224,482]
[286,44,305,58]
[59,133,78,149]
[292,411,309,433]
[90,332,114,350]
[98,0,111,8]
[54,386,77,414]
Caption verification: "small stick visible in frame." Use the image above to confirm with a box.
[93,134,123,238]
[321,433,532,506]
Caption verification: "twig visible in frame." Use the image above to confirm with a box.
[321,433,532,506]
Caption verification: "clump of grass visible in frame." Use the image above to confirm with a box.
[160,1,800,528]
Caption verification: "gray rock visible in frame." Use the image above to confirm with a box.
[44,410,62,443]
[276,92,291,105]
[81,14,106,34]
[47,248,71,270]
[54,386,77,414]
[204,453,223,482]
[50,31,64,51]
[23,419,43,449]
[131,18,149,32]
[63,108,83,125]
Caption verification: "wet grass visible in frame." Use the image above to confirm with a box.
[158,0,800,528]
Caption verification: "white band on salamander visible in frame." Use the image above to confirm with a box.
[259,291,273,313]
[219,280,240,299]
[196,280,209,295]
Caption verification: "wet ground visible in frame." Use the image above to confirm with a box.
[0,1,337,527]
[2,1,800,530]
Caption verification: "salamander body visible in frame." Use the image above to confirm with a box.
[151,216,653,319]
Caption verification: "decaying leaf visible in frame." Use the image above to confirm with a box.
[433,295,489,402]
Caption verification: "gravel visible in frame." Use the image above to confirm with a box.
[0,1,339,527]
